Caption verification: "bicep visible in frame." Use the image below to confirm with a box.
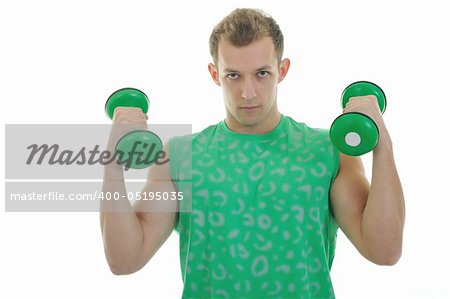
[330,153,370,254]
[133,143,179,263]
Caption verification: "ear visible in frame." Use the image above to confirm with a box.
[277,58,291,83]
[208,63,221,86]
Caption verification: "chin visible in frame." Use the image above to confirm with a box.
[237,116,262,127]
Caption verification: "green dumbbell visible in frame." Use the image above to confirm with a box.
[105,87,163,169]
[329,81,386,156]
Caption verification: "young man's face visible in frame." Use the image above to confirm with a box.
[209,36,290,133]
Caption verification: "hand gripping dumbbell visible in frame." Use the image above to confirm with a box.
[105,87,163,169]
[330,81,386,156]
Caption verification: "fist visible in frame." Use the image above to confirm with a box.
[107,107,149,150]
[343,95,384,129]
[113,106,148,126]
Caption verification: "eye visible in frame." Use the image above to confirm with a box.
[226,73,239,80]
[257,71,269,78]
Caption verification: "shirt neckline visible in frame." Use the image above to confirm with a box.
[219,114,286,141]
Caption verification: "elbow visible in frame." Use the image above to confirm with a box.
[106,256,142,275]
[108,262,140,275]
[373,254,401,266]
[362,231,404,266]
[109,265,131,276]
[369,247,402,266]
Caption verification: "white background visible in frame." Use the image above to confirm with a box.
[1,0,449,298]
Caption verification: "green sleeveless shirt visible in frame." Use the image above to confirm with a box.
[169,115,340,299]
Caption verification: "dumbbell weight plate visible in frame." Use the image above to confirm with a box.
[330,112,379,156]
[105,88,149,119]
[116,130,163,169]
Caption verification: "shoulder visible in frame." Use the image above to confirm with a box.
[284,115,329,139]
[284,115,340,180]
[168,123,221,150]
[167,122,224,184]
[167,122,221,168]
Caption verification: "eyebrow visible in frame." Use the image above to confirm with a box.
[222,65,273,73]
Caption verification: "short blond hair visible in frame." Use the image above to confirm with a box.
[209,8,284,65]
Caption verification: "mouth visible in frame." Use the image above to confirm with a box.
[240,105,260,111]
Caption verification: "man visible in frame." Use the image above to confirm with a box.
[101,8,405,298]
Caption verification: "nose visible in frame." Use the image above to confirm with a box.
[241,78,257,100]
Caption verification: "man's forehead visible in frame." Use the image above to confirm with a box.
[222,65,273,72]
[217,36,278,71]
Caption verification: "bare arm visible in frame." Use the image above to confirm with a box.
[331,96,405,265]
[100,144,178,275]
[100,107,178,275]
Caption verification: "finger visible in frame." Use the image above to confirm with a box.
[113,111,147,122]
[114,106,145,113]
[113,107,146,119]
